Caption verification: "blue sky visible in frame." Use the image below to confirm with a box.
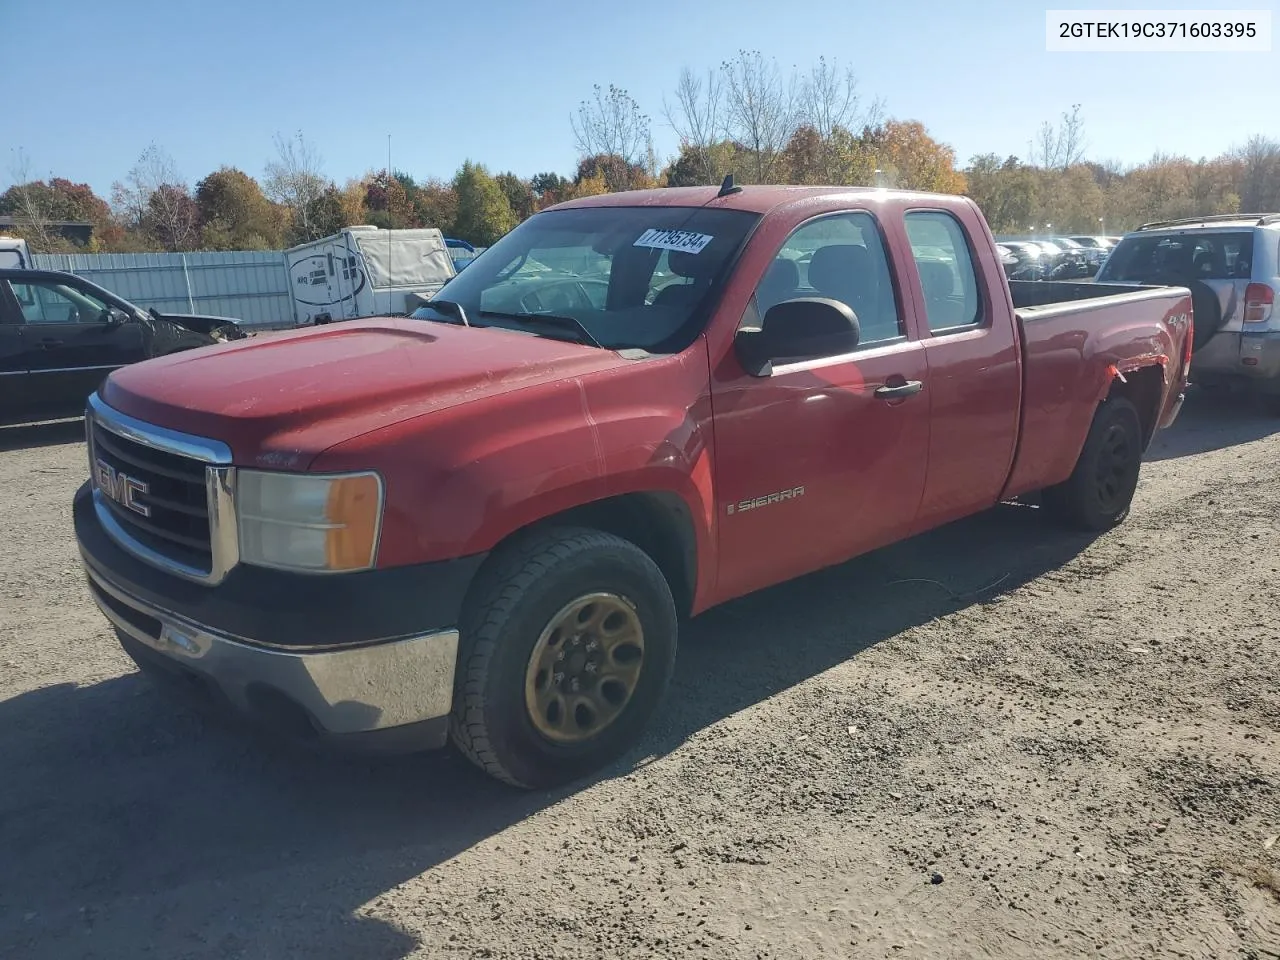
[3,0,1274,195]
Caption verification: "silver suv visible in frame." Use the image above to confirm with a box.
[1096,214,1280,411]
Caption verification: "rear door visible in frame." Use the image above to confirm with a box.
[1178,230,1254,343]
[902,208,1022,530]
[4,275,146,413]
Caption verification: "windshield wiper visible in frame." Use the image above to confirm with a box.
[478,310,603,348]
[422,299,471,326]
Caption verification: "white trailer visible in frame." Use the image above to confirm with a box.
[285,226,455,326]
[0,237,32,269]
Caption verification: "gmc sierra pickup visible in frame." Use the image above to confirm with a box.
[74,185,1193,788]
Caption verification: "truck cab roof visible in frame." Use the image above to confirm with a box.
[548,184,973,217]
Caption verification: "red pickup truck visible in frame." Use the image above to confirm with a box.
[75,185,1192,788]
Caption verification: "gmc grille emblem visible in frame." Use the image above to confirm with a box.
[94,458,151,517]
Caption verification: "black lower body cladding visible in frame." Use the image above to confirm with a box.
[74,481,486,752]
[74,482,484,649]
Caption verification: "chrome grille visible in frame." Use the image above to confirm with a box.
[87,393,238,585]
[91,420,213,569]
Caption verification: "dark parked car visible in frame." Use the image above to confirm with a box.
[0,268,246,426]
[997,241,1051,280]
[995,243,1019,278]
[1051,237,1104,275]
[1069,235,1115,252]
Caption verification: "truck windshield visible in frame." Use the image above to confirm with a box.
[414,206,761,353]
[1098,231,1255,283]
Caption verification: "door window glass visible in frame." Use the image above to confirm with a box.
[754,211,904,348]
[6,281,111,325]
[904,211,983,333]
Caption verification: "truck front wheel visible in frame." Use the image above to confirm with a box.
[450,527,678,789]
[1041,396,1143,531]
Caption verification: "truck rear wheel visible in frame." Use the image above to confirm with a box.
[1041,396,1143,532]
[450,527,678,789]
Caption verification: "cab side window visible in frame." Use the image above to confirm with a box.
[6,281,110,325]
[753,211,904,350]
[903,211,982,333]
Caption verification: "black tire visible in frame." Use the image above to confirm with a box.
[450,527,678,789]
[1041,397,1143,532]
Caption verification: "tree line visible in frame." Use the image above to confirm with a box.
[5,49,1279,255]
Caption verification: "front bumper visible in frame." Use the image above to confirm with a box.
[88,563,459,750]
[75,481,486,751]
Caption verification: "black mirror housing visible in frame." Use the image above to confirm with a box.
[106,307,131,326]
[734,297,861,377]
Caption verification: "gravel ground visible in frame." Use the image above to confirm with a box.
[1,390,1277,960]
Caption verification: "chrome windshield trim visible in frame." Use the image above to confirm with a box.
[87,392,232,465]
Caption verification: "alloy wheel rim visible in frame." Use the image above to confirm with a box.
[524,592,645,744]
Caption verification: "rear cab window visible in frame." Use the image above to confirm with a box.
[1099,231,1256,282]
[903,211,983,333]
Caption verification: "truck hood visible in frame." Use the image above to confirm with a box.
[100,317,630,468]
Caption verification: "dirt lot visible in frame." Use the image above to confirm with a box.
[1,391,1278,960]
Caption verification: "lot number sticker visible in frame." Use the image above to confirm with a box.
[634,229,715,254]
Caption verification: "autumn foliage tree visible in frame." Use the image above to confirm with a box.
[108,143,201,251]
[194,167,282,250]
[362,169,415,229]
[860,121,967,193]
[451,161,517,247]
[0,169,115,252]
[411,178,460,232]
[11,61,1279,255]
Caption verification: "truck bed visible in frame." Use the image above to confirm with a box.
[1008,279,1148,309]
[1003,283,1193,500]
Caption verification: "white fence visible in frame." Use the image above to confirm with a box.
[31,251,295,330]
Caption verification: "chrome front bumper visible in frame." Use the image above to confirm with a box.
[86,563,459,745]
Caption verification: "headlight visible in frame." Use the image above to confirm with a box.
[237,470,383,573]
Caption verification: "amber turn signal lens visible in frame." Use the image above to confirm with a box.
[324,473,383,570]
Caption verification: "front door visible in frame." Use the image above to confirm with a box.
[711,210,932,602]
[0,291,29,421]
[4,276,146,415]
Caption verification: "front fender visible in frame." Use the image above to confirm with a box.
[312,348,718,590]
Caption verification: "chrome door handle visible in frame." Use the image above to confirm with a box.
[874,380,923,399]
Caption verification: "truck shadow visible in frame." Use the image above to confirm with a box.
[1145,387,1280,462]
[0,417,85,452]
[0,502,1094,960]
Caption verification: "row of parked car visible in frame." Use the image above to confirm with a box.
[994,214,1280,410]
[994,234,1123,281]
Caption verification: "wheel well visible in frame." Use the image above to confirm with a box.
[1105,365,1164,450]
[491,493,698,617]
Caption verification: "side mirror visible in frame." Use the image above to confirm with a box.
[734,297,861,377]
[106,307,131,326]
